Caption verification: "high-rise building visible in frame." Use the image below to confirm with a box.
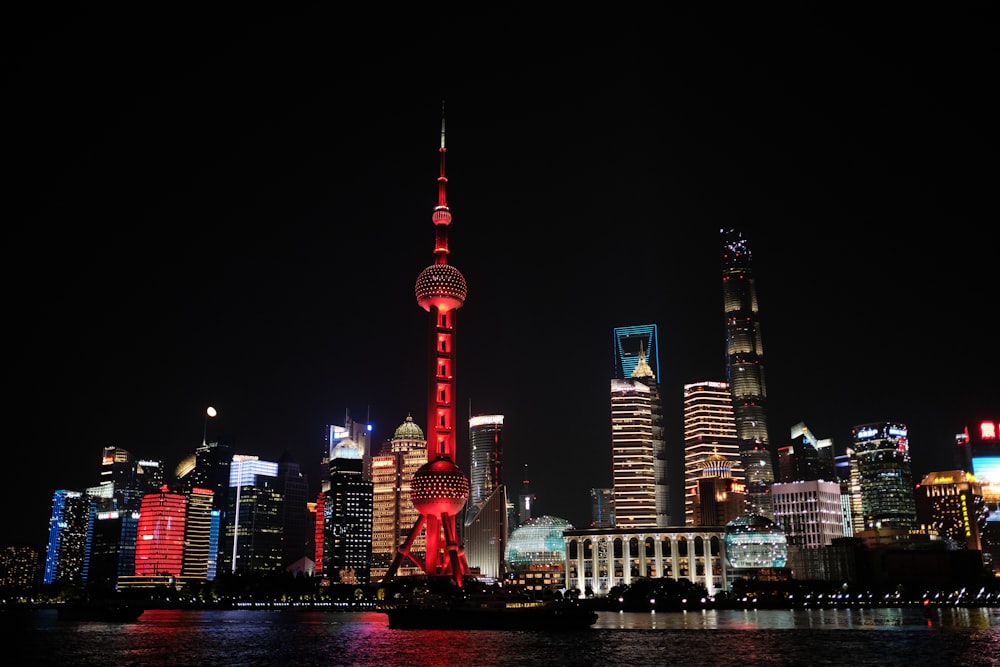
[721,228,775,518]
[385,111,471,587]
[221,456,284,574]
[180,487,215,582]
[0,546,43,596]
[851,422,918,530]
[778,423,837,483]
[771,480,845,549]
[468,415,503,510]
[371,415,428,581]
[915,470,987,551]
[683,381,742,525]
[275,451,311,570]
[611,341,667,527]
[322,435,373,584]
[464,414,508,580]
[134,485,187,577]
[43,489,92,586]
[589,488,614,528]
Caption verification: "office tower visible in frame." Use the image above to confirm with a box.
[589,487,614,528]
[611,342,667,527]
[87,509,132,589]
[175,440,234,514]
[778,423,836,483]
[464,415,508,580]
[43,489,92,586]
[322,412,374,491]
[683,381,742,525]
[692,451,746,526]
[371,415,428,581]
[468,415,503,509]
[275,451,311,569]
[851,422,918,530]
[386,111,471,587]
[915,470,987,551]
[721,228,775,519]
[613,324,660,380]
[221,456,284,574]
[134,485,187,576]
[771,480,844,548]
[180,487,215,582]
[0,546,43,596]
[322,434,373,584]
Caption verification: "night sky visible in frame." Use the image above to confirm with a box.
[5,7,997,549]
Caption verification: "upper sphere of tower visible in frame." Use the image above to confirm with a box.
[415,264,467,311]
[432,206,452,225]
[393,414,425,441]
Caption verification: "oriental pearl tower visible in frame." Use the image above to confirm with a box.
[384,107,471,587]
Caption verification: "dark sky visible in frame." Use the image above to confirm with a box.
[5,6,997,548]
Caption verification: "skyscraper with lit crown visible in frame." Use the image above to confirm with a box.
[464,414,508,580]
[721,228,775,518]
[611,340,667,527]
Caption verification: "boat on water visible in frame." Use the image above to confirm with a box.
[376,575,598,631]
[56,601,144,622]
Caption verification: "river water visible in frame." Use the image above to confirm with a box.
[11,606,1000,666]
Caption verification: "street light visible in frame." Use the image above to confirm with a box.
[203,406,217,446]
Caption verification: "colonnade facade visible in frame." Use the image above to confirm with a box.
[562,526,730,597]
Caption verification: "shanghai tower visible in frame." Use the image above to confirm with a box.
[721,228,775,519]
[384,108,471,587]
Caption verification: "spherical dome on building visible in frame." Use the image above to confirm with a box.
[410,455,469,516]
[393,414,425,441]
[505,516,575,568]
[724,513,788,569]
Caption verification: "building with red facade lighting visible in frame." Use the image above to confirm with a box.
[134,485,186,576]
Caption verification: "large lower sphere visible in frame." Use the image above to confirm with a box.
[411,456,469,516]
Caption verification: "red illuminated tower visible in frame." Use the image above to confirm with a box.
[385,108,470,587]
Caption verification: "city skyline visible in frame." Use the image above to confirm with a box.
[6,8,996,548]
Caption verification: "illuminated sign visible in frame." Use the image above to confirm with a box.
[981,421,997,440]
[856,428,878,439]
[469,415,504,427]
[888,427,907,438]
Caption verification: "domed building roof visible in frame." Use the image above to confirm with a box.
[393,414,425,441]
[724,513,787,569]
[505,515,575,568]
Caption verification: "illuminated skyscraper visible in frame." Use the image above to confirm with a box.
[134,485,187,576]
[371,415,427,580]
[322,435,373,583]
[180,487,214,582]
[464,414,507,580]
[221,456,284,574]
[683,381,742,526]
[611,342,668,527]
[386,111,471,586]
[721,228,775,518]
[851,422,917,530]
[43,489,92,586]
[914,470,987,551]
